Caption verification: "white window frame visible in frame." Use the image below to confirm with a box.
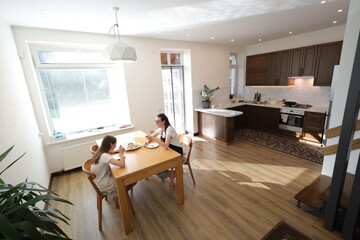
[30,44,131,140]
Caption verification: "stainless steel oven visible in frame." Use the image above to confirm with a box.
[279,108,304,132]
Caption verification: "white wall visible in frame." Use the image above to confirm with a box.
[322,0,360,176]
[243,26,345,106]
[0,20,50,186]
[12,27,232,173]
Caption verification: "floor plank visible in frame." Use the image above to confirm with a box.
[49,136,335,240]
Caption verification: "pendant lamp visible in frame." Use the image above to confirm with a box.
[106,7,137,62]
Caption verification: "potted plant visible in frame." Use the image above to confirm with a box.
[200,84,220,108]
[0,145,73,240]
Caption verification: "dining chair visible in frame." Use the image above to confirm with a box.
[90,144,99,155]
[178,134,196,185]
[82,159,135,231]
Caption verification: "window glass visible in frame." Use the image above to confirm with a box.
[170,53,181,65]
[160,53,168,65]
[37,50,109,64]
[32,46,131,135]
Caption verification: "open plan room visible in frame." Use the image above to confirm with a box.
[0,0,359,239]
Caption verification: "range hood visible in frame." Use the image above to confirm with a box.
[288,75,314,79]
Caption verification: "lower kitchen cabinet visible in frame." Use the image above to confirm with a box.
[245,105,279,131]
[198,112,235,143]
[227,106,246,130]
[302,111,326,143]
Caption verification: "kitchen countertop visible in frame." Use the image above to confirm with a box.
[211,101,328,113]
[194,108,244,118]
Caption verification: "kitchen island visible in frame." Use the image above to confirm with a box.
[195,108,243,144]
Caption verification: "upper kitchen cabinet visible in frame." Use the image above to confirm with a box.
[289,45,318,77]
[268,50,293,86]
[313,41,343,86]
[246,53,269,86]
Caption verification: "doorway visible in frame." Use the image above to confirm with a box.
[160,52,185,133]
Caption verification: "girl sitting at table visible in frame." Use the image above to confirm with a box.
[145,113,183,187]
[90,135,128,209]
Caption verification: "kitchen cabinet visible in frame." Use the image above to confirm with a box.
[314,41,342,86]
[246,54,269,86]
[227,106,246,130]
[198,112,235,143]
[245,105,279,131]
[289,45,318,77]
[302,111,326,143]
[268,50,293,86]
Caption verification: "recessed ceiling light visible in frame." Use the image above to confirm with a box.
[258,38,262,42]
[186,34,190,37]
[41,9,51,14]
[333,20,338,24]
[338,9,343,12]
[321,1,326,4]
[289,31,293,34]
[231,39,235,42]
[211,37,215,40]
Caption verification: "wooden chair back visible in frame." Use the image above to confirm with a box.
[178,134,195,185]
[82,159,103,197]
[90,144,99,155]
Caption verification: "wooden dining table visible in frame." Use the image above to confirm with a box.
[96,130,184,235]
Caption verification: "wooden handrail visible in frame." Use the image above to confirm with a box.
[323,138,360,155]
[326,119,360,138]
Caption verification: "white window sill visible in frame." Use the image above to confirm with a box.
[47,125,135,146]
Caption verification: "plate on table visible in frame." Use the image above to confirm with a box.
[124,142,142,151]
[145,143,159,149]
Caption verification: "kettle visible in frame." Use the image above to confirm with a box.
[254,91,261,102]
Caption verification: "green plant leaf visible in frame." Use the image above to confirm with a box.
[4,194,72,217]
[13,221,43,239]
[0,214,21,240]
[0,151,27,176]
[0,145,14,163]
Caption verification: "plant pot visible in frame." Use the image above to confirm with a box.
[202,101,211,109]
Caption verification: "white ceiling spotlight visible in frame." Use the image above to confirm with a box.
[105,7,137,62]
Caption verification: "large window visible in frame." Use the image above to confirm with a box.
[31,46,131,136]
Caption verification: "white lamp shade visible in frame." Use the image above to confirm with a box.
[105,41,137,62]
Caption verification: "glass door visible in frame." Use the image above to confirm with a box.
[161,66,185,133]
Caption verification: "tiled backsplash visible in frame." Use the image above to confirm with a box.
[193,78,331,109]
[243,78,331,107]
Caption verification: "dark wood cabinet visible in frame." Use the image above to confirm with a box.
[245,105,279,131]
[302,111,326,143]
[198,112,235,143]
[227,106,246,130]
[246,41,342,86]
[268,50,292,86]
[289,45,318,77]
[314,41,342,86]
[246,54,269,86]
[261,107,280,131]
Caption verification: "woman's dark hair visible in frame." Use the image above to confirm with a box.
[157,113,171,130]
[91,135,117,164]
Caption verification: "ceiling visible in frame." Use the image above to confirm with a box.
[0,0,350,47]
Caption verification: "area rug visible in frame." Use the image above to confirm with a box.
[235,128,324,164]
[261,221,312,240]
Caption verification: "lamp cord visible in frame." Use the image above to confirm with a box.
[108,7,120,39]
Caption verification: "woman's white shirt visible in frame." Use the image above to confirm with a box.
[156,126,181,147]
[90,153,116,193]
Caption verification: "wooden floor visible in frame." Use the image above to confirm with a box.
[50,136,335,240]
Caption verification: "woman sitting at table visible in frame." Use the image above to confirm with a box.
[90,135,128,209]
[145,113,183,187]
